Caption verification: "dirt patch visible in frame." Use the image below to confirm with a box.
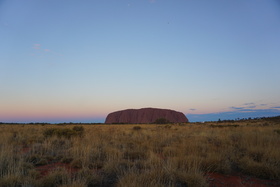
[36,162,80,177]
[206,172,280,187]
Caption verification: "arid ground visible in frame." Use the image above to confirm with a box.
[0,117,280,186]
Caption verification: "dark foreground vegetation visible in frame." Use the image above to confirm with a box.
[0,116,280,186]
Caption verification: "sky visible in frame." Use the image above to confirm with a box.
[1,0,280,123]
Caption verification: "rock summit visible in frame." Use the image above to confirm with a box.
[105,108,188,124]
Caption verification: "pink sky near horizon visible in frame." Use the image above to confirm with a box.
[1,99,279,123]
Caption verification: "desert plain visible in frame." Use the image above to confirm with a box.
[0,117,280,186]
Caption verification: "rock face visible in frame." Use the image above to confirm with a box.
[105,108,188,124]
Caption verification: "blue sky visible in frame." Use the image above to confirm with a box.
[1,0,280,123]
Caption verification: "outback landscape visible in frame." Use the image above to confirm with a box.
[2,1,280,186]
[1,116,280,187]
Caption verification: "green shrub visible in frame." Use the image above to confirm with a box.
[43,127,84,139]
[154,118,170,124]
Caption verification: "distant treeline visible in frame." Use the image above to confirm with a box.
[1,115,279,125]
[217,115,280,123]
[0,122,104,125]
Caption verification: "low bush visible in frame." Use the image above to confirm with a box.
[154,118,170,124]
[132,126,141,130]
[43,126,84,139]
[72,126,84,133]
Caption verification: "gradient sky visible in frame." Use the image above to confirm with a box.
[1,0,280,123]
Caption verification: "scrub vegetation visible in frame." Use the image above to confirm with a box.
[0,117,280,186]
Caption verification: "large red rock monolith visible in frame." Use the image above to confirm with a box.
[105,108,188,124]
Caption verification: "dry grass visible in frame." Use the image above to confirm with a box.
[0,118,280,186]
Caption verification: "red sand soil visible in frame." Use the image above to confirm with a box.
[206,172,280,187]
[36,162,80,177]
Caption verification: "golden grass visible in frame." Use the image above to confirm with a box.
[0,119,279,186]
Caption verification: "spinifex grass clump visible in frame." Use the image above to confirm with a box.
[274,129,280,135]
